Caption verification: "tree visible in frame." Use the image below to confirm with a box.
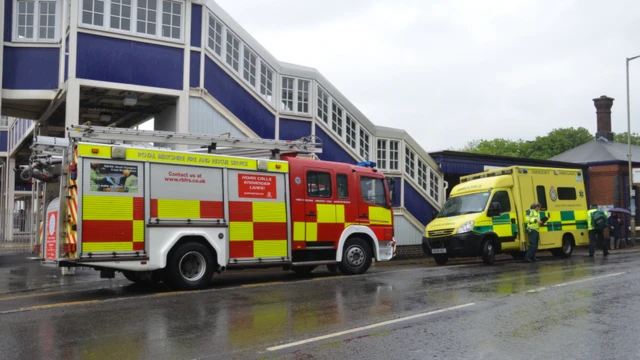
[613,132,640,146]
[460,127,593,160]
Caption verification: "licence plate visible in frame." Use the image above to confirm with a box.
[432,248,447,254]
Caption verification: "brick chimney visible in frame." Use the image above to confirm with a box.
[593,95,614,141]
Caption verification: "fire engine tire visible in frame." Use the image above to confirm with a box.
[122,271,136,283]
[122,270,163,286]
[291,266,317,275]
[434,255,448,265]
[326,264,339,273]
[164,242,215,291]
[481,239,496,265]
[339,238,372,275]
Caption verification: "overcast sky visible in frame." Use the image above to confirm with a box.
[208,0,640,152]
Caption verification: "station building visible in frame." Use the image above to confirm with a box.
[0,0,444,253]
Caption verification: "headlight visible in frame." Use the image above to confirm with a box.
[457,221,474,234]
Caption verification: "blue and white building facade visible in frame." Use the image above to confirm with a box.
[0,0,444,251]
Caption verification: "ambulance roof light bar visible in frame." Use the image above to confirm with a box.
[67,125,323,154]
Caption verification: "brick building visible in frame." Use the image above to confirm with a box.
[551,95,640,237]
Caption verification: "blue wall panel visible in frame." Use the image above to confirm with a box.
[191,4,202,48]
[190,51,200,88]
[76,33,183,90]
[0,131,7,152]
[391,177,401,207]
[203,56,275,138]
[2,47,59,89]
[314,127,357,165]
[279,119,312,141]
[4,0,12,42]
[404,180,435,226]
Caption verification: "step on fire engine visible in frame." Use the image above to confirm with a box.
[25,125,397,290]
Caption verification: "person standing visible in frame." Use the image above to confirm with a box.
[587,205,609,257]
[524,202,543,262]
[608,212,622,250]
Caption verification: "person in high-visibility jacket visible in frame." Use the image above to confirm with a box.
[524,202,543,262]
[587,205,609,257]
[90,163,106,191]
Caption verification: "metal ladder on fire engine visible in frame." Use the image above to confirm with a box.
[65,124,323,158]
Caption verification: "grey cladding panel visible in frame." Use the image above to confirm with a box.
[189,97,245,137]
[150,163,223,201]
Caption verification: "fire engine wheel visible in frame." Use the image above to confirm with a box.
[339,238,372,275]
[165,242,215,291]
[326,264,339,273]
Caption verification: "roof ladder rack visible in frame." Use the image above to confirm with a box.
[66,124,323,154]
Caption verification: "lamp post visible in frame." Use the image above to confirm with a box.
[626,55,640,243]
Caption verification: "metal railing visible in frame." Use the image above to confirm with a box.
[0,211,36,253]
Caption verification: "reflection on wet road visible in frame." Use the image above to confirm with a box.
[1,251,638,359]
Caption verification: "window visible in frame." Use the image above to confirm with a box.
[337,174,349,199]
[536,185,547,210]
[161,0,181,39]
[136,0,157,35]
[225,32,240,71]
[360,177,387,207]
[307,171,332,198]
[331,103,343,137]
[110,0,131,31]
[359,128,370,160]
[490,191,511,213]
[0,116,9,127]
[297,80,310,113]
[207,15,223,56]
[15,0,60,41]
[345,116,356,149]
[430,170,440,203]
[405,146,415,178]
[417,160,428,191]
[377,140,387,169]
[557,187,577,200]
[243,46,257,87]
[317,87,329,123]
[281,77,294,112]
[389,141,399,170]
[260,63,274,103]
[82,0,105,27]
[38,1,56,39]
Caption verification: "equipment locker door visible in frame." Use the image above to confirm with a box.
[80,160,145,257]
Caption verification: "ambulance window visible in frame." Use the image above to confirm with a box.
[557,187,577,200]
[307,171,332,198]
[337,174,349,199]
[491,191,511,213]
[536,186,548,210]
[360,177,386,207]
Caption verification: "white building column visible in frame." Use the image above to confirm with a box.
[5,158,15,241]
[64,78,81,130]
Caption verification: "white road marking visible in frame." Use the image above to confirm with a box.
[266,302,475,351]
[525,272,625,294]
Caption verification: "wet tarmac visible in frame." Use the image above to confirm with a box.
[1,248,639,359]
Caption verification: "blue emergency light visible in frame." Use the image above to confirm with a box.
[357,161,377,168]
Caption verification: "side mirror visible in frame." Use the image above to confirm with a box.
[432,210,439,219]
[386,177,397,205]
[487,202,502,217]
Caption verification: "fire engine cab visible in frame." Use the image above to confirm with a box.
[25,125,397,290]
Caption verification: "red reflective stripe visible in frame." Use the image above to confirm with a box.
[83,220,133,242]
[230,241,253,258]
[133,242,144,251]
[150,199,158,218]
[133,197,144,220]
[200,201,224,218]
[253,223,287,241]
[316,223,344,242]
[229,201,253,222]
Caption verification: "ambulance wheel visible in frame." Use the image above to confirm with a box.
[481,239,496,265]
[339,237,372,275]
[327,264,339,273]
[434,255,448,265]
[291,266,317,275]
[164,242,215,291]
[553,235,574,258]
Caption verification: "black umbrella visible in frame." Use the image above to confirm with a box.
[608,207,631,214]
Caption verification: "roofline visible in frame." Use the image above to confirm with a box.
[428,150,589,169]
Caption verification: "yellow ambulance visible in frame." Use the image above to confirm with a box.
[422,166,590,265]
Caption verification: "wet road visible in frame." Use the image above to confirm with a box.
[1,250,639,360]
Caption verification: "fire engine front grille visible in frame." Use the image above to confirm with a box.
[428,229,454,237]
